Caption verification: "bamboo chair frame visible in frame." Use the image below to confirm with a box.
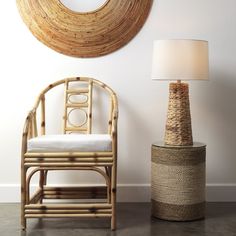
[21,77,118,230]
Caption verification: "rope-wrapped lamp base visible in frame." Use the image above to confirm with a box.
[165,82,193,146]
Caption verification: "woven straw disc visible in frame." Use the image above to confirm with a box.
[16,0,153,57]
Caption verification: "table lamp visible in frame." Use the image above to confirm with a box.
[152,39,209,146]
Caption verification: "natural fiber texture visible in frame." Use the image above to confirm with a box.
[165,82,193,146]
[151,200,205,221]
[152,146,206,166]
[151,144,206,221]
[152,162,205,205]
[16,0,153,58]
[21,77,118,230]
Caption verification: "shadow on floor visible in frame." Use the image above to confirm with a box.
[1,203,236,236]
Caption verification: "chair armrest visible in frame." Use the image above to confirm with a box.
[22,110,34,135]
[21,109,37,155]
[111,109,118,137]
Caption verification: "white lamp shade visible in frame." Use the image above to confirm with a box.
[152,39,209,81]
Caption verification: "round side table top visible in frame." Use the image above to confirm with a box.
[152,142,206,149]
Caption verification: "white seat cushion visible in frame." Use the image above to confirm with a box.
[27,134,112,153]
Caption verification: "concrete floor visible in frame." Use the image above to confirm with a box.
[0,203,236,236]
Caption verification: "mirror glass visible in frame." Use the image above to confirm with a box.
[60,0,108,13]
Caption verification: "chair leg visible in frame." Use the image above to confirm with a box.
[21,166,27,230]
[43,170,48,186]
[21,217,26,230]
[111,200,116,230]
[111,165,117,230]
[39,170,45,204]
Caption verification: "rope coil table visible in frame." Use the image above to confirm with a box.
[151,142,206,221]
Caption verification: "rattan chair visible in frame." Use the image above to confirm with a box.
[21,77,118,230]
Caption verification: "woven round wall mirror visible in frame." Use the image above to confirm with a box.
[16,0,153,58]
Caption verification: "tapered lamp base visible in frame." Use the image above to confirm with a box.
[165,82,193,146]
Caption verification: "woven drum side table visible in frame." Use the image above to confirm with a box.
[151,142,206,221]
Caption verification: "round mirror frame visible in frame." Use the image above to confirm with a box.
[16,0,153,58]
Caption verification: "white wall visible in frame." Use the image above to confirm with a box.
[1,0,236,202]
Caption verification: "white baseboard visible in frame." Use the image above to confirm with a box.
[0,184,236,203]
[206,184,236,202]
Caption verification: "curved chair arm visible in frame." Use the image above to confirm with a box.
[21,109,37,162]
[23,110,37,137]
[111,108,118,161]
[22,77,119,148]
[111,109,118,137]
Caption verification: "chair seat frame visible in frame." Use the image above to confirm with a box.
[21,77,118,230]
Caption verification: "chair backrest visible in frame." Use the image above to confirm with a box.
[32,77,118,136]
[63,78,93,134]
